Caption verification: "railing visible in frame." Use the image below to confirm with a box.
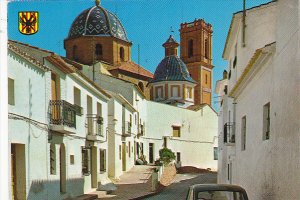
[122,121,131,136]
[224,122,235,144]
[86,114,104,136]
[50,100,77,128]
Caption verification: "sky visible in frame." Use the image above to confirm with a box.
[8,0,270,110]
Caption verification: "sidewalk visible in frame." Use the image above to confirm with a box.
[91,165,156,200]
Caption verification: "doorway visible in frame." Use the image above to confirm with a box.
[11,144,26,200]
[60,144,66,193]
[122,142,126,171]
[91,146,97,188]
[149,143,154,164]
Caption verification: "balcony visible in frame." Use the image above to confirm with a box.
[224,122,235,145]
[49,100,77,134]
[122,121,131,137]
[86,114,104,141]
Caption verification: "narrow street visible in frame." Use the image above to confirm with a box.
[144,172,217,200]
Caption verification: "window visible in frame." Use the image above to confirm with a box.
[176,152,181,162]
[187,87,193,99]
[205,38,209,59]
[172,126,181,137]
[213,147,218,160]
[74,87,81,106]
[155,86,163,99]
[8,78,15,105]
[163,137,167,148]
[70,155,75,165]
[100,149,106,172]
[119,145,122,160]
[50,144,56,175]
[95,44,102,56]
[171,85,180,98]
[205,74,208,84]
[129,114,132,126]
[82,147,91,175]
[120,47,125,61]
[233,43,237,68]
[138,82,144,92]
[188,39,193,58]
[241,116,246,151]
[263,103,270,140]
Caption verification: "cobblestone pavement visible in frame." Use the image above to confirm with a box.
[144,172,217,200]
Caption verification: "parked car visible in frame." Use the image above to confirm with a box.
[186,184,249,200]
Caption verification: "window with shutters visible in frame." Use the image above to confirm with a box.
[50,144,56,175]
[172,126,181,137]
[82,147,91,175]
[8,78,15,105]
[263,103,271,140]
[100,149,106,173]
[74,87,81,106]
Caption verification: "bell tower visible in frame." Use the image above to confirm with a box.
[180,19,213,106]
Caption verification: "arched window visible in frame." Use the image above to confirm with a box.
[72,45,78,61]
[188,39,193,58]
[205,38,209,59]
[120,47,125,61]
[95,44,102,56]
[138,82,144,92]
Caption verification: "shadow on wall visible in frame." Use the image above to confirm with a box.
[27,177,84,200]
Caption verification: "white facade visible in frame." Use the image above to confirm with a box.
[8,41,111,199]
[218,1,300,199]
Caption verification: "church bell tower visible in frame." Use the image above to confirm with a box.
[180,19,213,106]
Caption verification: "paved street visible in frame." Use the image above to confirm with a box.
[144,172,217,200]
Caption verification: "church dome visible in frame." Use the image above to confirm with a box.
[67,5,129,42]
[151,55,196,83]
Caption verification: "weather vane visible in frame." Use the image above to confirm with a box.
[170,26,174,35]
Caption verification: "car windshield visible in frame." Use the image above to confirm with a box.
[197,190,245,200]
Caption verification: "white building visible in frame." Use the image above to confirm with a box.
[217,0,300,199]
[8,41,111,199]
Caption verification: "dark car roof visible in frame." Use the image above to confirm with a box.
[190,184,247,192]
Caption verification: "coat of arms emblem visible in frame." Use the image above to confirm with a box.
[18,11,39,35]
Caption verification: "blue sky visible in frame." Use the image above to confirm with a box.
[8,0,270,109]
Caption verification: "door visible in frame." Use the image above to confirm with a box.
[11,144,26,200]
[11,145,16,200]
[91,146,97,188]
[51,73,59,120]
[60,144,66,193]
[87,95,93,135]
[149,143,154,164]
[122,143,126,171]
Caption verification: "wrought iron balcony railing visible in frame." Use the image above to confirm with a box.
[224,122,235,144]
[86,114,104,137]
[49,100,77,128]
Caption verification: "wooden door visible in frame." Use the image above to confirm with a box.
[60,144,66,193]
[149,143,154,164]
[122,143,126,171]
[51,73,59,120]
[11,145,16,200]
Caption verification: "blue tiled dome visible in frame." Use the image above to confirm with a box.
[67,5,129,42]
[151,55,196,83]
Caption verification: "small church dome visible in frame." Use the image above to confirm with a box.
[151,55,196,83]
[67,5,129,42]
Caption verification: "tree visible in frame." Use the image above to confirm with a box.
[159,148,176,165]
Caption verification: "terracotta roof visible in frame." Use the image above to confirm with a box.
[108,61,154,79]
[8,42,50,72]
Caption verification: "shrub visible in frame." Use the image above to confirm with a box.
[159,148,176,165]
